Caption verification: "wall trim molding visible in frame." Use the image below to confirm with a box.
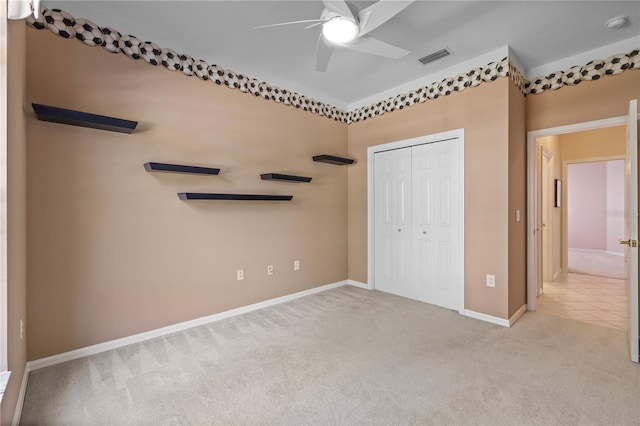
[462,309,510,328]
[347,279,371,290]
[462,306,526,328]
[27,280,349,372]
[11,366,29,426]
[509,304,527,326]
[569,247,624,256]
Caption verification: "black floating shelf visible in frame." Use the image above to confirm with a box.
[32,103,138,134]
[144,162,220,175]
[260,173,312,183]
[178,193,293,201]
[312,154,355,165]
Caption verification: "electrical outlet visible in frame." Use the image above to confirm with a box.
[515,210,521,222]
[237,269,244,281]
[294,260,300,271]
[486,274,496,288]
[267,265,274,275]
[20,318,24,340]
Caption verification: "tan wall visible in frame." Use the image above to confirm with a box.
[527,71,639,131]
[348,78,511,319]
[2,21,28,425]
[26,30,348,360]
[508,81,526,317]
[559,126,626,162]
[536,135,562,277]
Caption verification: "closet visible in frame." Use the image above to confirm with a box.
[373,135,463,311]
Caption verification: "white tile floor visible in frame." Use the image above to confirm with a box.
[537,273,628,330]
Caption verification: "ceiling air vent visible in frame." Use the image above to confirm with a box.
[418,48,452,65]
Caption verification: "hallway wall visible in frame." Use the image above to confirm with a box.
[567,161,608,251]
[537,135,562,277]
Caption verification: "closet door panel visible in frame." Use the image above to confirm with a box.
[374,148,412,296]
[432,141,461,310]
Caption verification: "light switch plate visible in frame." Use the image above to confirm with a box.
[486,274,496,288]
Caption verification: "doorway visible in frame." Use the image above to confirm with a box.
[536,131,626,330]
[527,100,639,363]
[367,129,464,313]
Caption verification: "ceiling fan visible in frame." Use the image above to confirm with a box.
[254,0,415,72]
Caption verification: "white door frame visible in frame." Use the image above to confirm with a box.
[0,0,9,376]
[527,115,638,311]
[541,146,553,285]
[625,99,638,362]
[368,128,465,314]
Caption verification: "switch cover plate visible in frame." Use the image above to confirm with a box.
[486,274,496,288]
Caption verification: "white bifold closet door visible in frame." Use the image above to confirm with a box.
[374,139,461,310]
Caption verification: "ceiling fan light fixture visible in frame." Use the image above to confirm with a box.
[322,17,359,43]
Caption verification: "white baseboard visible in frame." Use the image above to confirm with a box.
[462,309,510,327]
[569,247,623,256]
[509,304,527,326]
[12,366,29,426]
[464,305,525,328]
[27,280,349,372]
[568,247,601,253]
[347,279,371,290]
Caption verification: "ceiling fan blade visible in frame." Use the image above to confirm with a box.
[305,21,325,30]
[254,19,326,31]
[322,0,355,20]
[357,0,415,36]
[340,35,409,59]
[316,35,334,72]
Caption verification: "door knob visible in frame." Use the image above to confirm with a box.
[398,229,401,232]
[422,231,427,235]
[619,239,638,247]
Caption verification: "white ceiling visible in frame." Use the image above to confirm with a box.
[45,1,640,109]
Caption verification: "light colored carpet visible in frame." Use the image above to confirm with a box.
[568,248,626,279]
[21,286,640,425]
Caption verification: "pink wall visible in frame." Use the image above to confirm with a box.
[568,162,607,250]
[606,160,625,254]
[568,160,625,252]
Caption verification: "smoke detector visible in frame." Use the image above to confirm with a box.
[605,16,628,29]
